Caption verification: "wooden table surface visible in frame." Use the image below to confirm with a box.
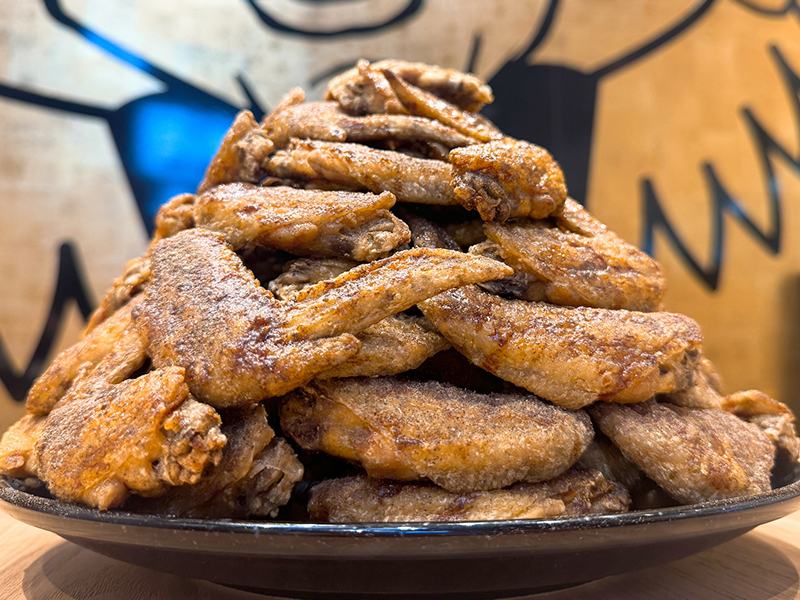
[2,508,800,600]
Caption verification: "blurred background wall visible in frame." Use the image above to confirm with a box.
[2,0,800,432]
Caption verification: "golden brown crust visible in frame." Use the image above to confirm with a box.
[197,110,274,194]
[136,230,512,407]
[420,285,702,409]
[195,182,410,261]
[477,200,665,310]
[590,400,774,504]
[308,468,629,523]
[449,139,566,222]
[723,389,800,462]
[27,298,148,415]
[0,414,47,479]
[266,139,458,206]
[36,367,225,510]
[280,377,593,492]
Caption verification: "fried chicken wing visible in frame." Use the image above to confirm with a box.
[135,229,511,407]
[590,400,774,504]
[476,200,665,310]
[135,404,303,518]
[449,139,566,222]
[661,355,724,410]
[722,389,800,462]
[197,110,274,194]
[36,366,225,510]
[308,468,629,523]
[26,298,148,415]
[153,193,197,240]
[325,58,494,118]
[383,68,503,142]
[85,254,152,333]
[194,182,410,261]
[264,100,475,152]
[269,257,450,378]
[265,140,457,206]
[0,414,47,479]
[420,285,702,409]
[280,377,593,493]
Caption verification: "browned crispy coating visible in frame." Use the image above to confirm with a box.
[420,285,702,409]
[591,400,774,504]
[722,389,800,462]
[0,414,47,479]
[661,355,724,410]
[263,100,475,152]
[153,193,197,240]
[26,298,148,415]
[449,139,566,222]
[197,110,274,194]
[194,182,410,261]
[575,437,644,491]
[36,366,225,510]
[476,200,665,310]
[85,254,152,333]
[280,377,593,493]
[269,257,450,378]
[265,140,458,206]
[317,315,451,379]
[383,68,503,142]
[135,404,303,518]
[308,468,629,523]
[326,59,493,115]
[135,229,511,407]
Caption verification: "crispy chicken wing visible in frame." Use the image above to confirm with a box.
[264,100,475,152]
[36,366,225,510]
[85,254,152,333]
[26,298,148,415]
[449,139,566,222]
[280,377,593,493]
[308,468,629,523]
[197,110,274,194]
[0,414,47,479]
[325,59,493,116]
[590,400,774,504]
[135,229,511,407]
[265,140,457,206]
[722,389,800,462]
[269,257,450,378]
[153,193,197,240]
[194,182,410,261]
[420,285,702,409]
[475,199,665,310]
[382,68,503,142]
[135,404,303,518]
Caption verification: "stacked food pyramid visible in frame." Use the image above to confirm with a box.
[1,60,797,522]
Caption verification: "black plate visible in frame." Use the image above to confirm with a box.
[3,473,800,600]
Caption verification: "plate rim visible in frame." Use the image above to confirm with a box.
[3,472,800,538]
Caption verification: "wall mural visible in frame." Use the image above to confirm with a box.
[0,0,798,413]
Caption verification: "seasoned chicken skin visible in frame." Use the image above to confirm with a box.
[194,182,410,261]
[135,404,303,518]
[266,139,457,206]
[36,366,225,510]
[197,110,274,193]
[135,229,511,407]
[449,139,566,222]
[269,257,450,378]
[591,400,774,504]
[308,468,629,523]
[26,298,148,415]
[325,59,493,115]
[722,389,800,462]
[0,414,47,479]
[420,285,702,409]
[477,199,665,310]
[280,377,593,493]
[264,100,475,152]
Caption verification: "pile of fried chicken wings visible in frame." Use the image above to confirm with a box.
[2,59,798,522]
